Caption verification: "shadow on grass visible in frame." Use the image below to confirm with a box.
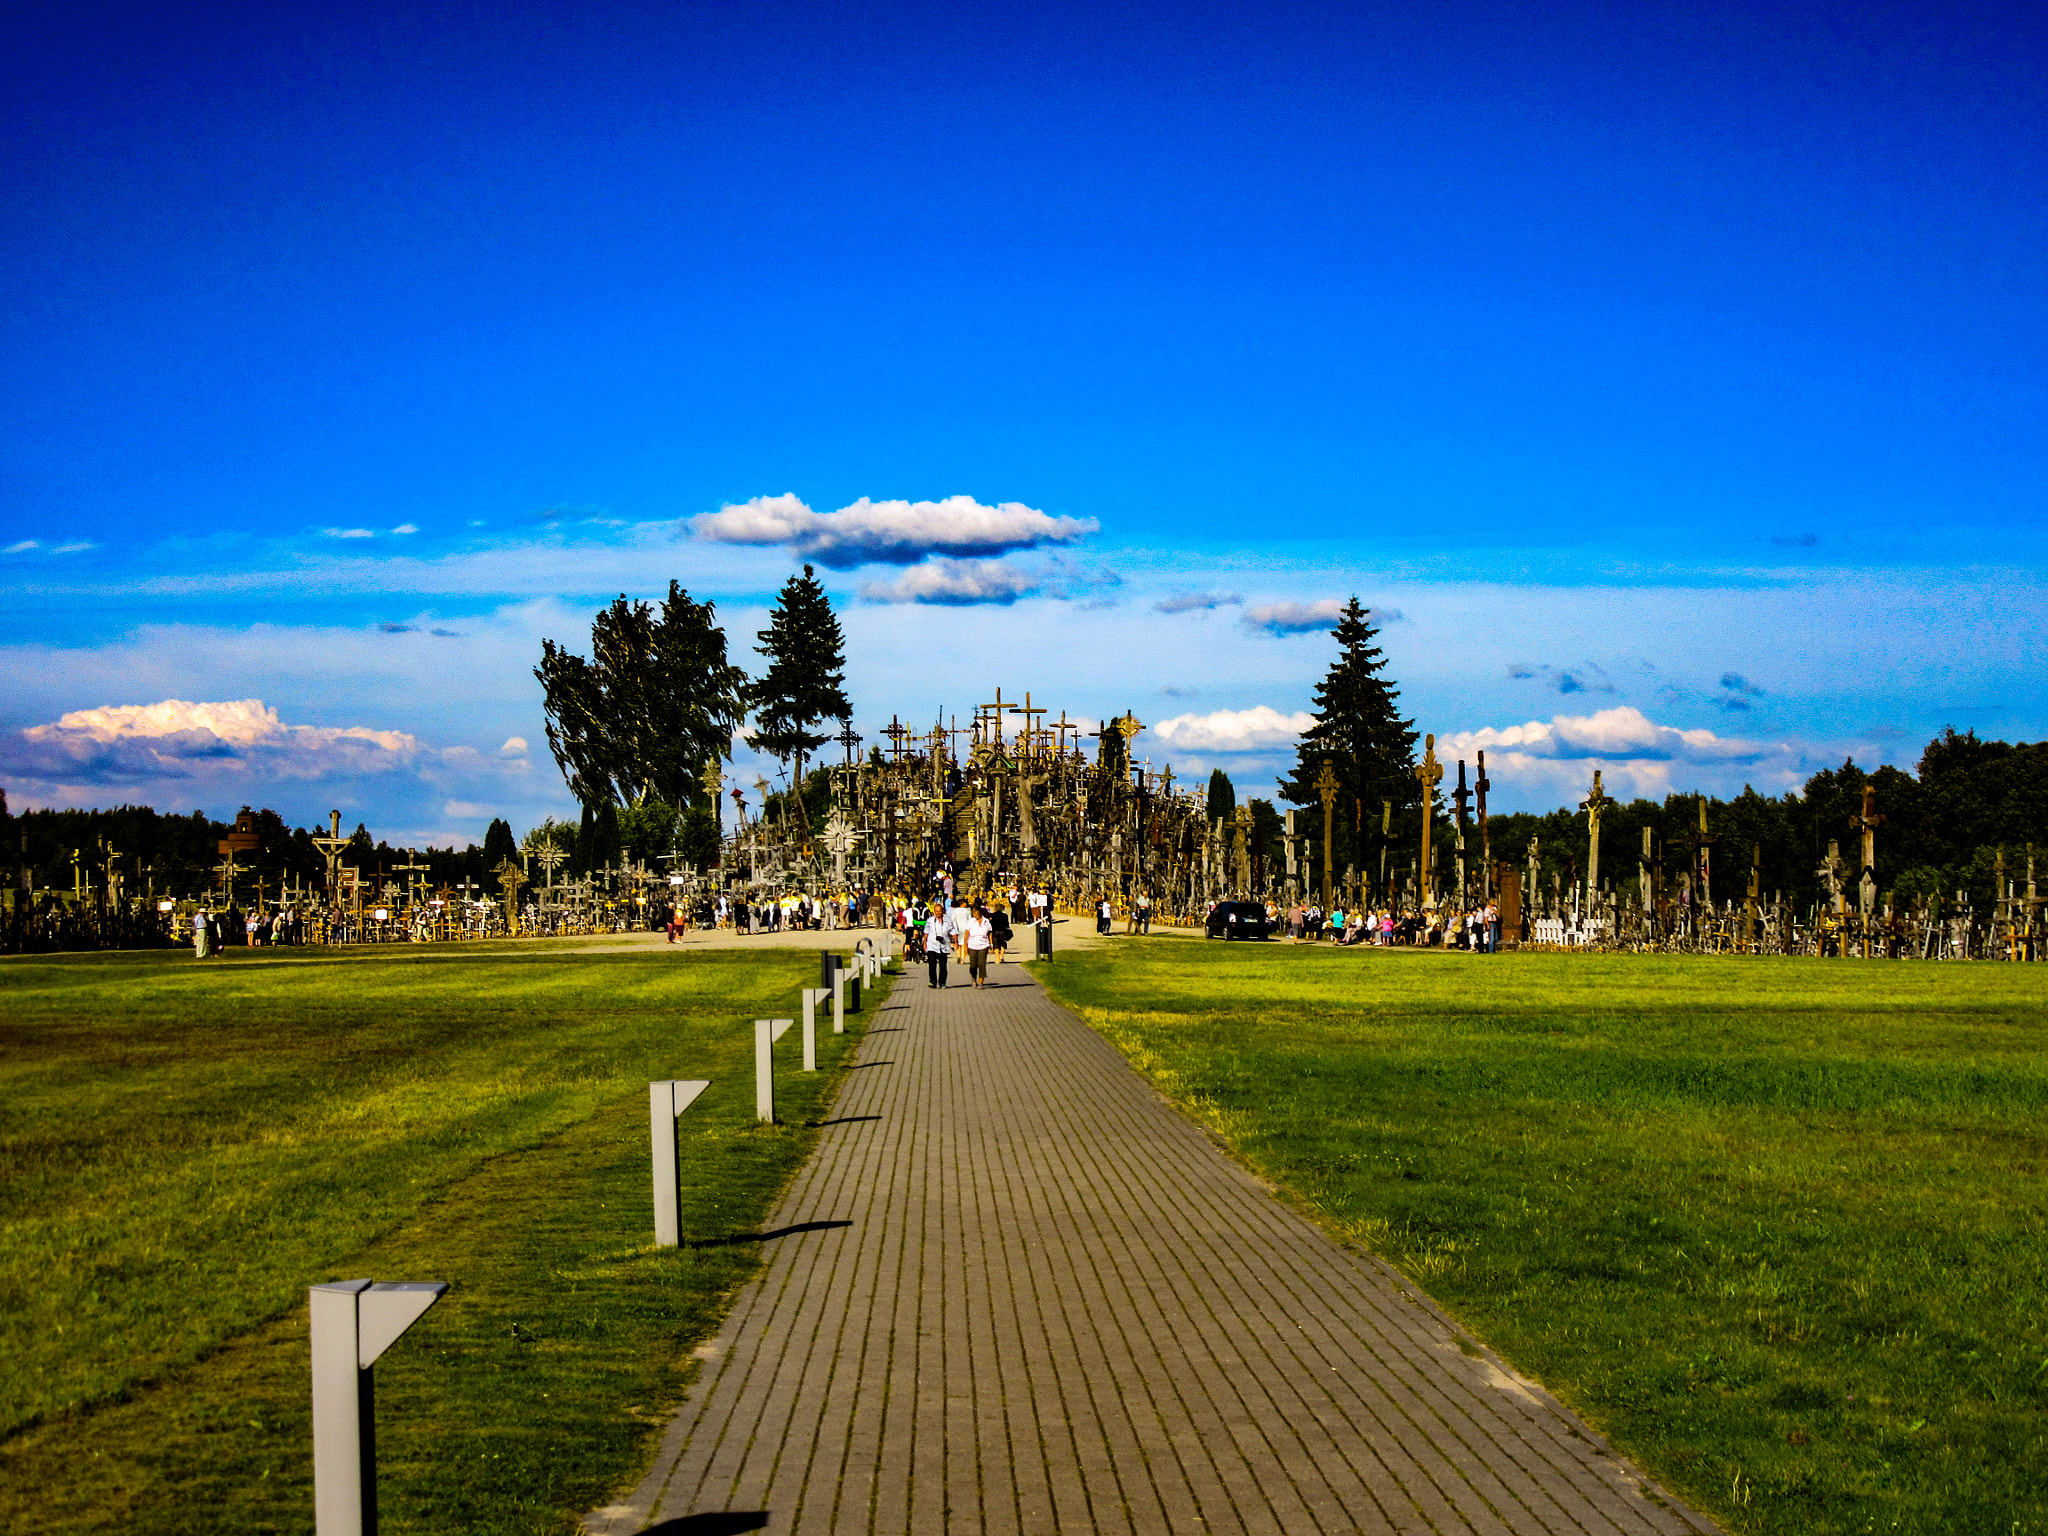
[688,1220,851,1249]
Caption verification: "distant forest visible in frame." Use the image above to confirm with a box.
[1215,727,2046,914]
[1441,728,2045,913]
[4,726,2044,911]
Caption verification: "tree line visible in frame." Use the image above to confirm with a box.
[1257,596,2047,911]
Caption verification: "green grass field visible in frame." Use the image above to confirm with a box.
[0,941,886,1534]
[1038,941,2047,1536]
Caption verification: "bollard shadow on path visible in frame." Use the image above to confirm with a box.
[688,1220,851,1249]
[645,1515,769,1534]
[846,1060,892,1069]
[808,1114,882,1128]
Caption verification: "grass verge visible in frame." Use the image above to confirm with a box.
[1036,940,2047,1536]
[0,941,890,1533]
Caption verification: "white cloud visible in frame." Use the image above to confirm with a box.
[500,736,528,755]
[1153,705,1315,752]
[1241,598,1345,635]
[321,527,376,539]
[5,540,40,554]
[1435,706,1806,803]
[858,559,1045,605]
[690,494,1098,569]
[0,698,544,843]
[1155,590,1242,614]
[390,524,419,535]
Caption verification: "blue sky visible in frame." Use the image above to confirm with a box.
[3,0,2044,843]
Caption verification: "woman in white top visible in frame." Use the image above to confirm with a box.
[963,903,995,988]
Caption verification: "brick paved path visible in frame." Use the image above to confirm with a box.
[587,960,1718,1535]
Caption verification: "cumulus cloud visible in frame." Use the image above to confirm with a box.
[690,494,1097,569]
[1153,705,1315,752]
[1435,706,1808,804]
[322,527,376,539]
[0,699,539,838]
[1155,590,1242,615]
[1241,598,1346,636]
[858,559,1045,606]
[391,524,419,535]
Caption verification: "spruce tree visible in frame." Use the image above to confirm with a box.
[1278,597,1417,879]
[481,818,517,885]
[747,565,851,818]
[1206,769,1236,822]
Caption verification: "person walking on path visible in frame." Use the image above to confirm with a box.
[962,901,994,988]
[924,900,952,988]
[989,901,1012,965]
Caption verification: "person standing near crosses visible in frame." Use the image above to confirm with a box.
[923,898,951,987]
[963,900,995,988]
[989,900,1012,965]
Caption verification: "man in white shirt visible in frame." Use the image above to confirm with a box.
[924,901,952,988]
[963,903,995,988]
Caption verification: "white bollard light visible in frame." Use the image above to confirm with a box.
[649,1079,711,1247]
[311,1278,448,1536]
[755,1018,794,1121]
[801,989,826,1071]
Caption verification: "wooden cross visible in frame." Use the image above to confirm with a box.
[836,720,864,765]
[883,715,910,761]
[1314,758,1341,909]
[1578,768,1615,895]
[1414,735,1443,907]
[1014,693,1046,759]
[979,688,1009,746]
[1474,750,1492,899]
[1849,783,1884,915]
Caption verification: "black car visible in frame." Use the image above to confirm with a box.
[1205,901,1273,940]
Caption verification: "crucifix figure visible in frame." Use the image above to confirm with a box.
[1579,769,1615,900]
[1414,735,1443,910]
[494,858,527,935]
[1849,783,1884,917]
[1816,839,1846,915]
[1314,759,1341,909]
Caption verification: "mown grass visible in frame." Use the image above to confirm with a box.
[0,941,888,1533]
[1038,942,2047,1536]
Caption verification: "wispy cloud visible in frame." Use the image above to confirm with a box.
[4,541,38,554]
[690,494,1097,569]
[1155,590,1242,615]
[1508,662,1617,695]
[321,527,376,539]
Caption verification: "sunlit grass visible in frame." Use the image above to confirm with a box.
[0,943,886,1532]
[1039,942,2048,1536]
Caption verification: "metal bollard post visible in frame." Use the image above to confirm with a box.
[755,1018,793,1121]
[649,1079,711,1246]
[820,950,843,990]
[311,1278,448,1536]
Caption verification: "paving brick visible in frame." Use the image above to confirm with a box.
[585,963,1720,1536]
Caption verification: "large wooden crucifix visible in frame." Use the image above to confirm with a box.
[1849,783,1884,916]
[1414,735,1443,910]
[1475,750,1492,900]
[1579,768,1615,896]
[1314,758,1341,909]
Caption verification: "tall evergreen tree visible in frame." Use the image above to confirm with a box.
[481,818,517,885]
[1207,769,1237,821]
[536,582,748,810]
[747,565,851,814]
[1278,598,1418,880]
